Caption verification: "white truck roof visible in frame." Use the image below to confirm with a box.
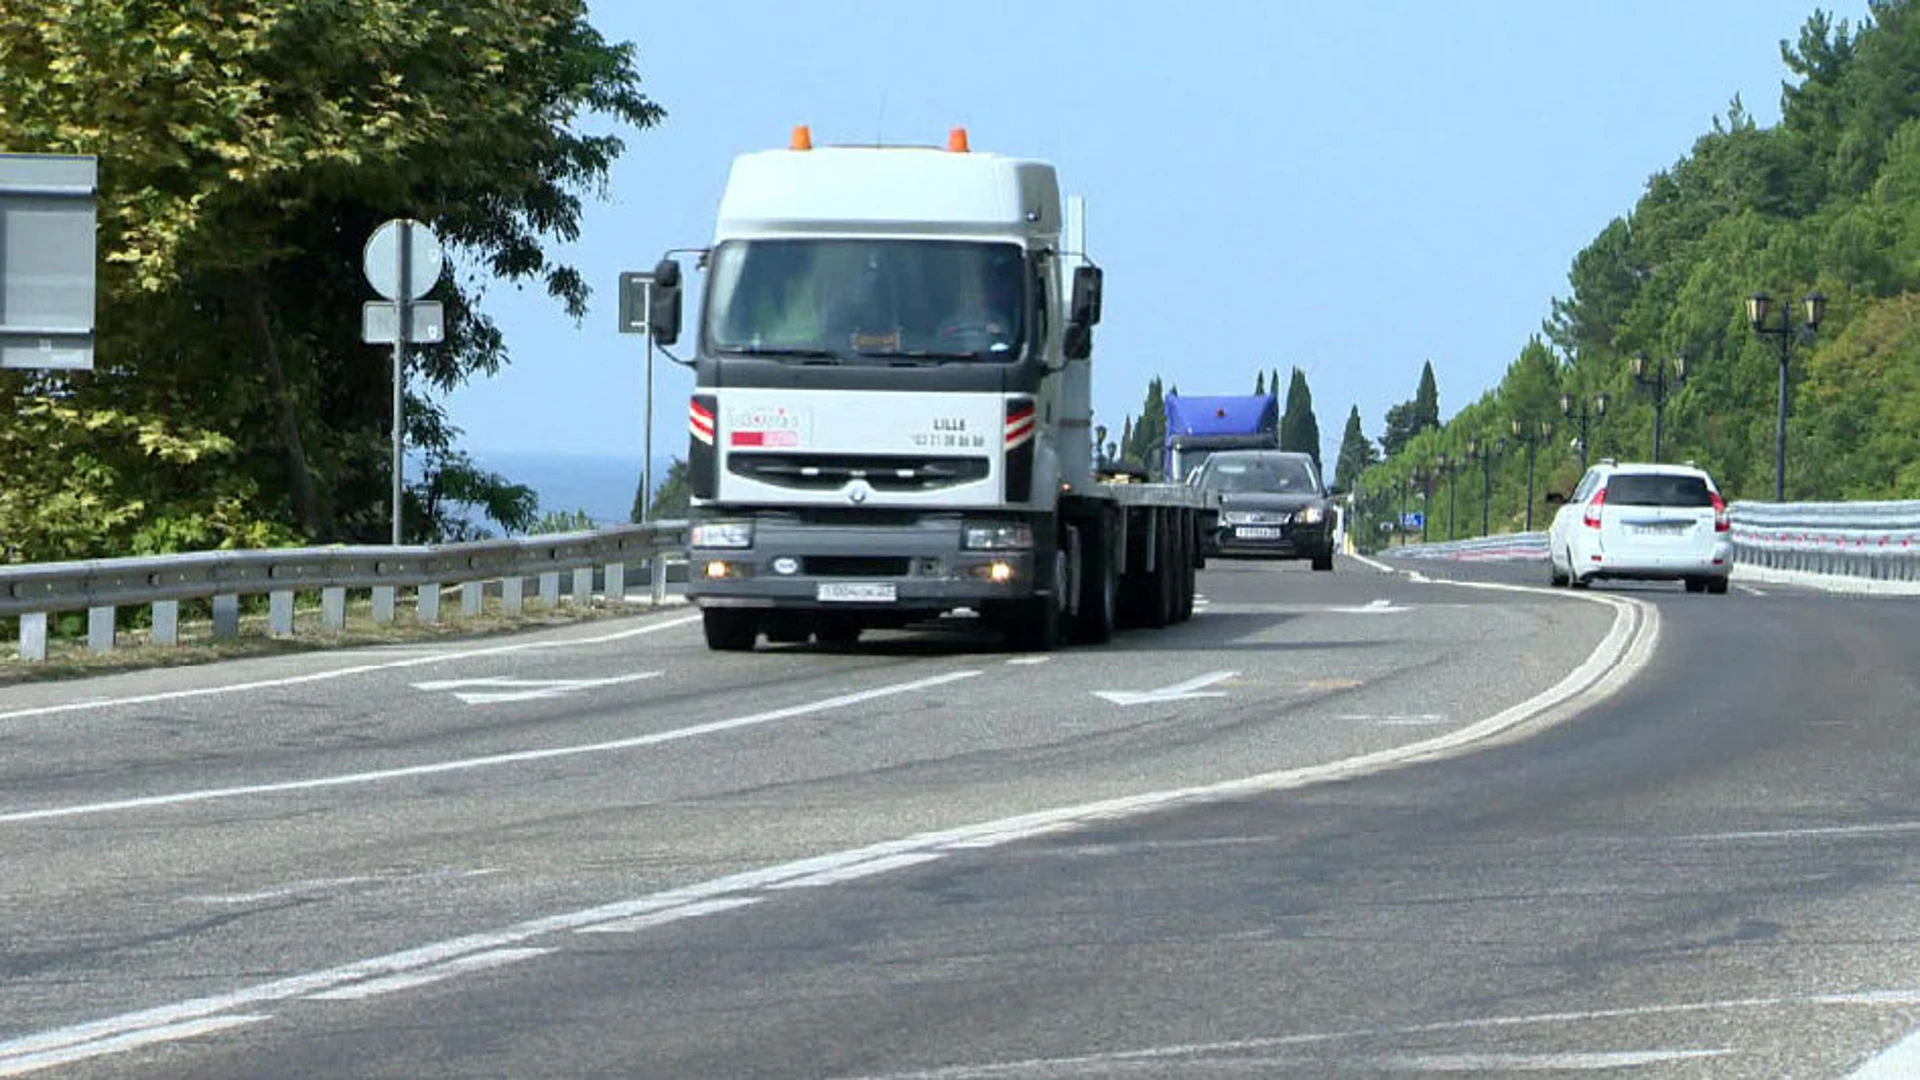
[715,136,1061,243]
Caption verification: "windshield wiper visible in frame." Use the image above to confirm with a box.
[730,346,845,363]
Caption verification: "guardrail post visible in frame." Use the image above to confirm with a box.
[461,580,483,617]
[571,567,593,606]
[417,583,440,625]
[371,586,395,625]
[538,571,560,610]
[268,591,294,637]
[651,556,668,605]
[502,575,524,615]
[19,612,48,661]
[153,600,179,646]
[87,606,114,654]
[322,587,346,631]
[605,560,626,601]
[212,595,240,639]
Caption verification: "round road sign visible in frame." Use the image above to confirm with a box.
[363,218,445,302]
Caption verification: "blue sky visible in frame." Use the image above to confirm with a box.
[445,0,1857,474]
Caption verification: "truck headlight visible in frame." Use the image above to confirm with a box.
[963,522,1034,550]
[691,520,753,549]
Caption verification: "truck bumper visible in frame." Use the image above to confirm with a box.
[688,516,1043,613]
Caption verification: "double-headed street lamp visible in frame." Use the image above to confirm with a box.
[1510,418,1554,531]
[1561,391,1610,473]
[1747,290,1826,501]
[1631,353,1687,463]
[1463,436,1505,536]
[1434,454,1461,541]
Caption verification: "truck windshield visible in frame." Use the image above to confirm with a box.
[705,239,1027,361]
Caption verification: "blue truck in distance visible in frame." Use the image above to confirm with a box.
[1163,393,1281,482]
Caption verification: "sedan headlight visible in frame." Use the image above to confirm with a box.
[963,522,1034,550]
[691,520,753,549]
[1296,505,1326,525]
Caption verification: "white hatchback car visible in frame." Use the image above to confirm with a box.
[1545,461,1733,593]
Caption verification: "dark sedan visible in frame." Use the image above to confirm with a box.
[1194,450,1335,571]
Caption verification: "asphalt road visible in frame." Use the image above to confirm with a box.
[6,554,1918,1076]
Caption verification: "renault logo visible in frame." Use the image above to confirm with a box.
[847,480,871,505]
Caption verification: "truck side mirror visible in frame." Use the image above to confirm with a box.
[1069,265,1103,327]
[651,257,683,346]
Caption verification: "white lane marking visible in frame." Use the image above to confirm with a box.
[768,852,946,889]
[0,615,703,723]
[1381,1050,1732,1072]
[0,589,1655,1073]
[1338,714,1448,725]
[0,1015,271,1078]
[577,897,762,934]
[838,990,1920,1079]
[1676,821,1920,843]
[1005,657,1051,666]
[1851,1028,1920,1078]
[307,948,550,1002]
[1094,670,1237,707]
[411,671,660,704]
[1348,552,1396,574]
[0,670,982,825]
[1735,583,1769,597]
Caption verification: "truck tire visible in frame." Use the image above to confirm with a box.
[702,609,758,652]
[1176,512,1196,622]
[1004,542,1068,652]
[1074,515,1118,645]
[1142,511,1176,629]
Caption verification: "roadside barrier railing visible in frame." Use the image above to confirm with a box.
[0,522,689,661]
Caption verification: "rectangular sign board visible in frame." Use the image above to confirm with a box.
[362,300,445,345]
[0,153,97,370]
[1400,512,1426,530]
[618,271,652,334]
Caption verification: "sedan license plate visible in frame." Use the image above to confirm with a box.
[817,582,896,603]
[1235,526,1283,540]
[1627,523,1690,536]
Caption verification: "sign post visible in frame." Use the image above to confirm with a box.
[363,219,445,544]
[618,271,655,522]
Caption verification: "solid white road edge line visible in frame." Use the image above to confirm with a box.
[0,614,705,723]
[0,669,982,825]
[0,1015,271,1079]
[306,948,551,1002]
[0,589,1656,1073]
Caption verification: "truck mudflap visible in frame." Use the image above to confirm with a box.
[688,516,1047,613]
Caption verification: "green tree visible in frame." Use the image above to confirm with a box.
[1333,405,1378,493]
[1280,367,1322,473]
[0,1,663,557]
[1254,370,1265,395]
[1126,376,1167,477]
[635,457,691,521]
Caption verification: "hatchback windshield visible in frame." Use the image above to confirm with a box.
[705,239,1027,361]
[1608,473,1714,507]
[1199,455,1319,494]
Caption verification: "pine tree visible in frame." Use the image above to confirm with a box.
[1280,367,1323,474]
[1413,360,1440,432]
[1254,370,1265,395]
[1333,405,1379,492]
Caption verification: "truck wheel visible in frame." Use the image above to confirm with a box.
[1074,517,1118,645]
[1005,545,1067,652]
[702,609,759,652]
[1175,513,1196,622]
[1144,512,1176,629]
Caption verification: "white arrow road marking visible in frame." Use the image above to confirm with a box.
[411,672,661,704]
[1329,598,1413,614]
[1095,670,1237,707]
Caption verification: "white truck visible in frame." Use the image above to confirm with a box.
[644,126,1212,652]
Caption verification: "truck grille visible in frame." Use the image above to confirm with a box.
[728,453,990,492]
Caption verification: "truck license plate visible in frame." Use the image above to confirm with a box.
[817,582,896,603]
[1235,527,1283,539]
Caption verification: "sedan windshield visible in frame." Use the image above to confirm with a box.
[705,239,1027,361]
[1200,456,1319,495]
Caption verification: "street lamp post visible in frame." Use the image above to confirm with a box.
[1560,391,1610,473]
[1631,353,1688,463]
[1464,437,1505,536]
[1436,454,1459,541]
[1511,418,1554,532]
[1747,291,1827,501]
[1412,468,1433,544]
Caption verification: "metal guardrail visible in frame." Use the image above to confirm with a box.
[1383,500,1920,589]
[1,521,689,661]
